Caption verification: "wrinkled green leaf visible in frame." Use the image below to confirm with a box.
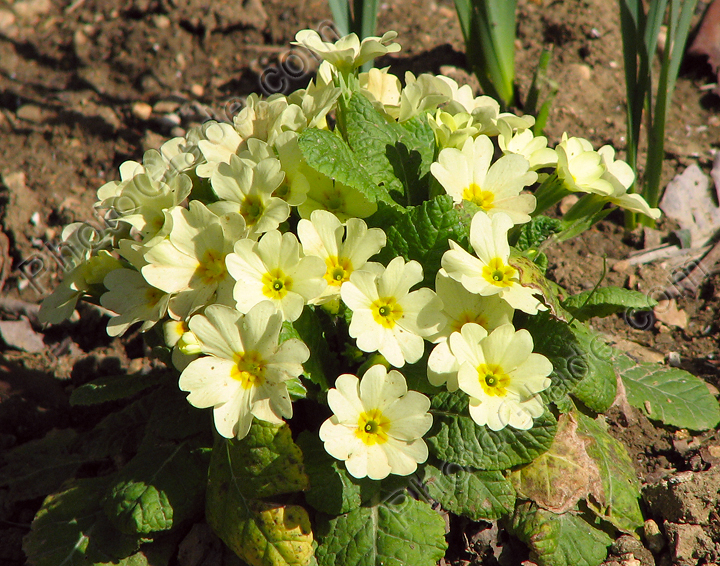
[0,428,84,506]
[70,371,167,406]
[206,421,314,566]
[619,356,720,430]
[104,441,208,535]
[513,215,561,251]
[298,128,391,205]
[367,195,470,288]
[23,477,140,566]
[576,412,644,533]
[423,460,515,521]
[315,496,447,566]
[509,414,602,514]
[426,390,557,470]
[296,431,380,515]
[509,501,612,566]
[566,329,617,414]
[562,286,657,321]
[346,93,435,205]
[81,393,155,461]
[519,313,616,411]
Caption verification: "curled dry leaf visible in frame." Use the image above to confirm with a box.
[510,413,603,513]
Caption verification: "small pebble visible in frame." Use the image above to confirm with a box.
[643,519,665,553]
[30,211,41,226]
[132,102,153,121]
[190,83,204,97]
[666,351,681,367]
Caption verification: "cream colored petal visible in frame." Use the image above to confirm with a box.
[179,357,239,407]
[359,365,406,412]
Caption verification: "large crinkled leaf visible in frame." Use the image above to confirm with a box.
[576,412,644,533]
[297,128,391,206]
[509,413,602,514]
[423,461,515,521]
[104,441,209,534]
[426,390,557,470]
[618,354,720,430]
[565,328,617,413]
[315,496,447,566]
[367,195,470,288]
[561,286,657,321]
[70,370,167,406]
[217,420,309,499]
[23,477,140,566]
[345,93,435,205]
[206,421,314,566]
[296,431,380,516]
[519,313,612,407]
[0,428,85,507]
[509,502,612,566]
[513,215,562,251]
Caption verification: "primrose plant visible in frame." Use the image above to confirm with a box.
[27,29,720,566]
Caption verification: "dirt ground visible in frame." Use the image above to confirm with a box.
[1,0,720,565]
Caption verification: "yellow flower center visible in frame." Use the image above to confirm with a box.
[371,297,403,329]
[324,256,352,286]
[478,363,511,397]
[482,257,516,288]
[144,287,165,306]
[462,183,495,210]
[231,351,266,390]
[355,408,390,445]
[197,249,227,285]
[240,194,265,225]
[262,268,292,300]
[450,311,489,333]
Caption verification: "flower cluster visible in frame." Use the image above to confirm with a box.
[39,28,658,480]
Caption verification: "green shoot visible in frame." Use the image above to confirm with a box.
[618,0,698,228]
[454,0,517,109]
[327,0,380,71]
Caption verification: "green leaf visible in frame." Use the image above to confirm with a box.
[619,356,720,430]
[297,128,391,206]
[296,431,380,515]
[0,428,84,506]
[205,422,314,566]
[509,501,612,566]
[23,477,140,566]
[516,313,591,405]
[70,370,167,406]
[367,195,470,288]
[346,93,435,205]
[562,286,657,321]
[576,412,644,533]
[81,393,154,461]
[567,332,617,414]
[280,308,336,390]
[512,215,561,251]
[423,460,515,521]
[426,390,557,470]
[509,414,602,514]
[315,496,447,566]
[140,384,211,447]
[104,441,208,534]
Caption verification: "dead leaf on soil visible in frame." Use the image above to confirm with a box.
[0,318,45,353]
[653,299,688,329]
[510,413,603,513]
[659,162,720,247]
[689,0,720,94]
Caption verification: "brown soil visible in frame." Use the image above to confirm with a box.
[1,0,719,565]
